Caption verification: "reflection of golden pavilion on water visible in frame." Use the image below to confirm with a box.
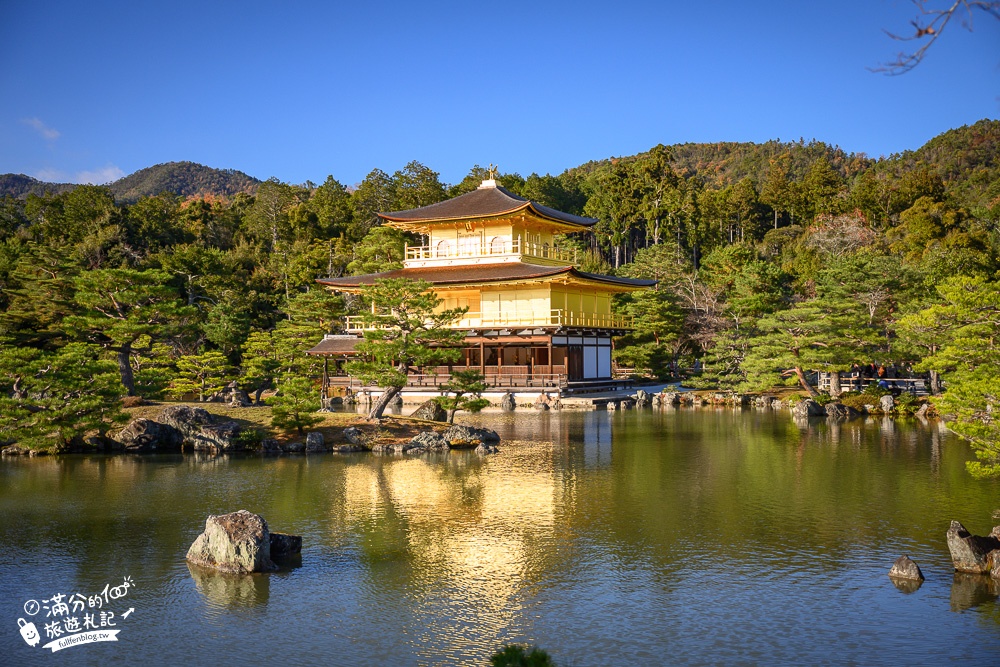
[310,173,655,394]
[340,450,561,616]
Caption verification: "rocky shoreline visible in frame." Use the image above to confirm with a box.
[1,389,934,458]
[1,402,501,458]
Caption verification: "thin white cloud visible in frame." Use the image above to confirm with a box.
[33,168,70,182]
[75,164,125,185]
[22,117,61,141]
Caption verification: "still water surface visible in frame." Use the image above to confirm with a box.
[2,408,999,666]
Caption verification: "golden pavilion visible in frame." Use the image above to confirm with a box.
[309,175,655,393]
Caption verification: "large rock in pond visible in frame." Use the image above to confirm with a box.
[114,418,182,451]
[410,399,447,422]
[500,391,516,412]
[534,393,551,411]
[880,394,895,413]
[443,424,500,449]
[792,399,826,418]
[946,520,1000,574]
[186,510,277,573]
[410,431,450,450]
[888,555,925,581]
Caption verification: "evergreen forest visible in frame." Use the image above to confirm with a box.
[1,119,997,474]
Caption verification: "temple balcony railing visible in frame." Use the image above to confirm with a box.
[403,239,577,267]
[344,309,632,332]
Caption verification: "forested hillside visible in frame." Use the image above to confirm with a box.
[0,161,261,203]
[0,173,76,198]
[1,120,997,473]
[109,162,261,202]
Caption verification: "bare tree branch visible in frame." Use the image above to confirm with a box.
[873,0,1000,74]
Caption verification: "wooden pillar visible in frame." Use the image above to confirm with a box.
[322,357,329,404]
[547,338,553,383]
[479,340,485,375]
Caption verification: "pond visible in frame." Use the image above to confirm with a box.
[2,408,998,665]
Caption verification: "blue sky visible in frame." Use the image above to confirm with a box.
[1,1,998,187]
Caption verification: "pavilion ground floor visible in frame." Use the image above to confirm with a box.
[312,329,630,400]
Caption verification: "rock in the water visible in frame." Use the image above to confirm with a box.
[606,401,618,411]
[387,393,403,408]
[500,392,516,412]
[880,394,895,413]
[369,442,393,454]
[475,443,499,454]
[269,532,302,557]
[114,418,182,451]
[888,555,925,581]
[550,398,562,410]
[915,403,930,419]
[619,398,635,410]
[825,402,861,420]
[281,440,305,453]
[261,438,281,453]
[186,510,277,573]
[792,399,826,418]
[411,399,447,422]
[946,520,1000,574]
[305,432,325,452]
[410,431,450,450]
[534,393,551,410]
[343,427,365,446]
[443,424,500,448]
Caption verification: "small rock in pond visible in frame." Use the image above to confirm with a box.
[888,555,924,581]
[269,532,302,557]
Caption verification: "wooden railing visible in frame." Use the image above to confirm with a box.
[404,238,577,264]
[345,309,632,331]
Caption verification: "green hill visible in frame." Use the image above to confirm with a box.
[108,161,261,202]
[0,162,261,203]
[0,173,76,198]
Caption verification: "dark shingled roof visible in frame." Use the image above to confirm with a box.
[378,185,597,228]
[306,335,361,356]
[316,263,656,289]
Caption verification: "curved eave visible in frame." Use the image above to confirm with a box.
[316,265,655,294]
[379,202,596,232]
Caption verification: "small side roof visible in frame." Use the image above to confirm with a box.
[306,335,361,356]
[378,183,597,229]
